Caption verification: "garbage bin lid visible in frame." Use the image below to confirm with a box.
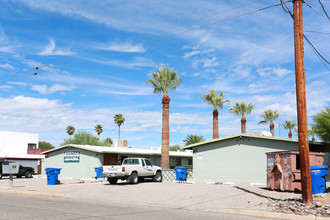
[310,165,328,170]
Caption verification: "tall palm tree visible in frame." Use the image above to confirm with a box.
[202,89,229,139]
[105,137,113,147]
[114,114,125,140]
[66,125,75,139]
[145,65,182,169]
[308,125,317,142]
[258,109,280,136]
[94,124,103,140]
[229,100,255,133]
[282,120,297,138]
[183,134,205,146]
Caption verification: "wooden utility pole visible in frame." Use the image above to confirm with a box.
[293,0,313,205]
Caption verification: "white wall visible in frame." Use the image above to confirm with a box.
[0,131,39,156]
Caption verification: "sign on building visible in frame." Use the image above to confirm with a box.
[64,151,80,163]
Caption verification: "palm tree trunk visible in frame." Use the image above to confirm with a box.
[270,123,275,136]
[161,93,170,169]
[213,109,219,139]
[288,131,292,138]
[241,116,246,133]
[118,126,121,140]
[312,135,315,142]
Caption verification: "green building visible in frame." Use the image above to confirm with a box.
[183,134,328,185]
[41,144,192,179]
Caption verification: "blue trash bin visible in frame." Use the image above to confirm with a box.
[94,167,104,179]
[174,167,188,181]
[45,168,62,185]
[310,165,328,194]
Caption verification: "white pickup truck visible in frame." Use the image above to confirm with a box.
[101,158,162,184]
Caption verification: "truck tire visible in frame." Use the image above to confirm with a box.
[25,171,33,178]
[108,178,118,184]
[128,172,138,184]
[153,171,162,182]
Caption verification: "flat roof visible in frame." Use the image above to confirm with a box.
[182,133,327,150]
[42,144,193,157]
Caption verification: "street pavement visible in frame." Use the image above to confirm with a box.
[0,176,328,219]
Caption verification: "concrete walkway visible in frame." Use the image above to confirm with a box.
[0,176,329,220]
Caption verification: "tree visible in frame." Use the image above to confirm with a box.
[66,125,75,139]
[114,114,125,140]
[61,131,105,146]
[104,137,113,147]
[202,89,229,139]
[258,109,280,136]
[145,65,182,169]
[308,125,317,142]
[282,120,297,139]
[229,100,255,133]
[183,134,205,145]
[38,141,54,149]
[170,145,182,151]
[313,107,330,141]
[94,124,103,140]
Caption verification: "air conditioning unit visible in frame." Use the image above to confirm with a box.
[115,140,128,148]
[252,130,272,137]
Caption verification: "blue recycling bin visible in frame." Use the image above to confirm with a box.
[94,167,104,179]
[45,168,62,185]
[310,166,328,194]
[174,167,188,181]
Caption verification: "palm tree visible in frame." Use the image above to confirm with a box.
[183,134,205,145]
[94,124,103,140]
[66,125,75,139]
[114,114,125,140]
[282,120,297,138]
[308,125,317,142]
[145,65,182,169]
[258,109,280,136]
[105,137,113,147]
[202,89,229,139]
[313,107,330,141]
[229,101,255,133]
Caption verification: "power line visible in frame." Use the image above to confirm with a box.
[281,0,330,71]
[304,30,330,34]
[28,2,286,77]
[35,0,263,70]
[305,1,329,20]
[318,0,330,21]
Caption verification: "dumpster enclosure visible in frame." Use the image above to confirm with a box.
[266,151,325,191]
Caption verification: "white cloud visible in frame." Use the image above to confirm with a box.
[31,84,75,94]
[0,63,15,70]
[39,39,74,56]
[0,85,13,89]
[105,42,146,53]
[257,67,293,78]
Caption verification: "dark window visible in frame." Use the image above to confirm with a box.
[28,143,37,149]
[141,159,145,167]
[188,158,192,165]
[175,158,181,166]
[296,155,300,169]
[145,160,152,166]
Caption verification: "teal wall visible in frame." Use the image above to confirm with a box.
[42,147,103,179]
[193,137,299,184]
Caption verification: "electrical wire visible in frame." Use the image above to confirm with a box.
[281,0,330,71]
[304,30,330,34]
[29,2,287,77]
[34,0,263,70]
[305,1,329,20]
[318,0,330,20]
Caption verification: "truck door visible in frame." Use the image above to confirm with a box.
[144,159,154,176]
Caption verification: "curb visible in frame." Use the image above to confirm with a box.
[214,209,330,220]
[0,187,71,199]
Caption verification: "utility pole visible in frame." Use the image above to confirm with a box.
[293,0,313,205]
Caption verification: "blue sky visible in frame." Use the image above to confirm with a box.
[0,0,329,148]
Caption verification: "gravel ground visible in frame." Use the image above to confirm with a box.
[0,176,329,218]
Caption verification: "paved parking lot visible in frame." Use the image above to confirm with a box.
[0,176,302,213]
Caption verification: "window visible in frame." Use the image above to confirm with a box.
[141,159,145,167]
[188,158,192,165]
[145,159,152,166]
[175,158,181,166]
[28,143,37,149]
[123,159,139,165]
